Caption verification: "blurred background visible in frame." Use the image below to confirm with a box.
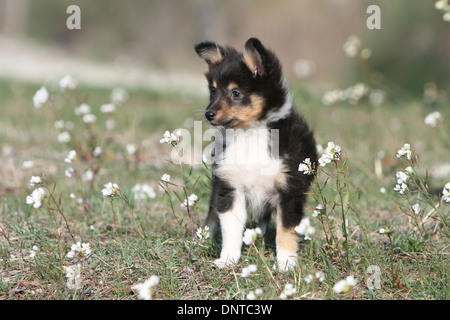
[1,0,449,97]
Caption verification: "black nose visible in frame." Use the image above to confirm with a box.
[205,111,216,121]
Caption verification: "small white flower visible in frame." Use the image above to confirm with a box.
[242,228,262,246]
[394,182,408,195]
[82,114,97,124]
[92,146,102,157]
[196,226,210,240]
[65,166,75,178]
[442,182,450,203]
[312,204,324,218]
[241,264,257,277]
[424,111,441,128]
[132,275,160,300]
[280,283,296,299]
[318,141,341,167]
[343,35,362,57]
[66,241,92,264]
[246,291,256,300]
[74,103,91,116]
[54,120,65,129]
[59,75,77,91]
[396,171,409,184]
[102,182,120,198]
[333,276,358,293]
[379,228,386,234]
[82,170,94,182]
[161,174,171,183]
[396,144,412,161]
[22,161,34,169]
[57,131,71,143]
[412,203,421,215]
[298,158,314,175]
[26,187,47,208]
[100,103,116,114]
[315,271,325,282]
[126,144,137,155]
[30,176,42,188]
[294,217,315,240]
[181,194,198,209]
[33,86,49,109]
[160,130,180,144]
[64,150,77,164]
[304,274,314,284]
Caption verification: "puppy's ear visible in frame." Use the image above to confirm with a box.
[194,41,225,67]
[243,37,267,78]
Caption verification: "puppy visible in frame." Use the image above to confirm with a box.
[194,37,317,271]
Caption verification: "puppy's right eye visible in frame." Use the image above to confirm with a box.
[210,87,217,96]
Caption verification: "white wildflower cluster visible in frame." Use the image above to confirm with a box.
[304,271,326,284]
[59,75,78,91]
[393,168,412,195]
[333,276,358,293]
[242,227,262,246]
[132,275,160,300]
[298,158,314,175]
[318,141,341,167]
[279,283,296,299]
[28,245,39,259]
[160,130,182,145]
[63,150,77,178]
[26,176,46,209]
[424,111,442,128]
[294,217,315,240]
[396,143,412,161]
[66,242,92,264]
[160,173,171,183]
[241,264,257,278]
[322,83,371,106]
[64,150,77,164]
[196,226,210,241]
[132,183,156,201]
[246,288,263,300]
[33,86,49,109]
[435,0,450,22]
[442,182,450,203]
[102,182,120,198]
[181,193,198,209]
[74,103,97,124]
[312,204,324,218]
[412,203,421,215]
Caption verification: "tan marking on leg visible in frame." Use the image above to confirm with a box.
[276,205,299,271]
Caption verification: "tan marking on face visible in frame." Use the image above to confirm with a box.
[212,81,217,88]
[227,82,238,91]
[215,94,265,128]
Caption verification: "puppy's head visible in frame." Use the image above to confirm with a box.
[194,38,287,129]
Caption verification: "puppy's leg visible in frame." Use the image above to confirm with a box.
[275,195,305,272]
[215,189,246,268]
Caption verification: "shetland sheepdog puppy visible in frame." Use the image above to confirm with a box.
[194,37,317,271]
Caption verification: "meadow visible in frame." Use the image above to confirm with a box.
[0,59,449,300]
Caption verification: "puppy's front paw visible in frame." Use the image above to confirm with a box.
[276,252,298,272]
[213,258,232,269]
[213,252,240,269]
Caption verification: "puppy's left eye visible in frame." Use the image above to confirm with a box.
[231,89,241,98]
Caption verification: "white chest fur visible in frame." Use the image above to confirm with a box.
[214,127,288,217]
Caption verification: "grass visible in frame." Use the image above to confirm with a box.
[0,73,449,301]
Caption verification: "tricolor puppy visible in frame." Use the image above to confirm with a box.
[194,37,318,271]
